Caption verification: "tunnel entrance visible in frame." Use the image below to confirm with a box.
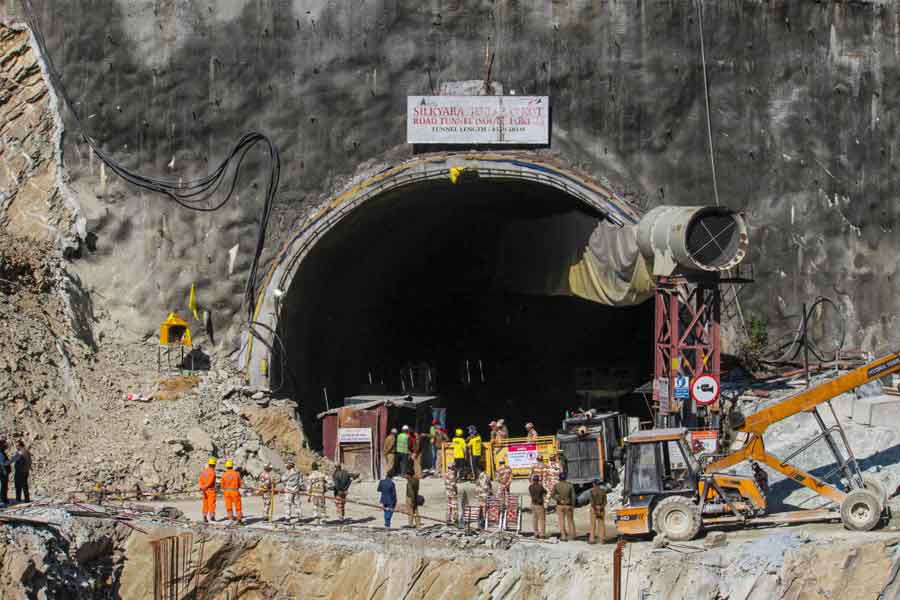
[273,175,653,450]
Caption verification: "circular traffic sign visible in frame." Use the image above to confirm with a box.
[690,374,720,406]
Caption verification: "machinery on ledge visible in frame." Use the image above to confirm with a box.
[557,411,627,494]
[614,351,900,540]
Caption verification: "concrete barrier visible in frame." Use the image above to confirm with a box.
[852,395,900,426]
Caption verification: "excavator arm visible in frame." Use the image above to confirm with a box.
[739,352,900,436]
[705,351,900,503]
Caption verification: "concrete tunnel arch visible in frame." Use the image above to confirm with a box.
[243,152,654,446]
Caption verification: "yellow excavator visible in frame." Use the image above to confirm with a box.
[614,351,900,540]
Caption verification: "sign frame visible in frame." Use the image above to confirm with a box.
[690,374,721,407]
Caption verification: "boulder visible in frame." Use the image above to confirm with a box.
[855,380,883,399]
[258,444,286,471]
[187,427,214,453]
[244,456,266,478]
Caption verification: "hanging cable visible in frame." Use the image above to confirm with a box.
[696,0,720,207]
[21,0,279,320]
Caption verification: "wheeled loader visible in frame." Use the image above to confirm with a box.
[614,352,900,540]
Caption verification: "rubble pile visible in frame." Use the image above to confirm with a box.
[0,509,130,598]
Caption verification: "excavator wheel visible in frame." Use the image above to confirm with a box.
[861,474,887,509]
[840,489,882,531]
[651,496,702,541]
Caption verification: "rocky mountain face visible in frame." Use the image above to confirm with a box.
[2,1,899,355]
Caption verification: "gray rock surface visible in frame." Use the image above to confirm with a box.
[2,1,898,361]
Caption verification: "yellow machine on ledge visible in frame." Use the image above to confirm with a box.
[615,351,900,540]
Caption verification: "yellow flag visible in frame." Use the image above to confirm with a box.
[188,283,200,321]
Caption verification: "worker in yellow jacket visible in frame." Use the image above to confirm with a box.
[451,429,468,479]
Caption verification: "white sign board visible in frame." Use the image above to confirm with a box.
[690,374,720,407]
[506,442,539,468]
[407,96,550,145]
[338,427,372,443]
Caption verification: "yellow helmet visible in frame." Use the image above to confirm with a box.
[455,428,463,436]
[225,459,234,468]
[208,458,217,466]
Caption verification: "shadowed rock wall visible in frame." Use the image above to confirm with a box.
[2,0,899,355]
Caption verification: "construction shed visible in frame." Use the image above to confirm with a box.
[318,395,438,480]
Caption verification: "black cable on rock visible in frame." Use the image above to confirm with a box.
[765,296,846,365]
[22,0,279,319]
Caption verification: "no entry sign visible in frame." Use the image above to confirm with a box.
[690,374,720,406]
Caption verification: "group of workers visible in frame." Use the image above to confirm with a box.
[382,419,542,480]
[0,439,32,506]
[195,418,608,542]
[197,458,356,525]
[440,447,604,541]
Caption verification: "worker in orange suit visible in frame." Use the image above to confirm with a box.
[198,457,218,522]
[221,459,244,524]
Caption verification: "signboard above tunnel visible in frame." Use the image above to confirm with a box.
[407,96,549,145]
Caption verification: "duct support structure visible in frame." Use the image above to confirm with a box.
[653,278,722,427]
[636,205,749,427]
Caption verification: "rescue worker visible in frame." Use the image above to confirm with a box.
[588,479,607,544]
[332,463,356,522]
[451,428,468,478]
[551,472,576,541]
[280,461,304,523]
[0,440,10,506]
[466,426,482,478]
[530,455,546,484]
[412,430,423,478]
[444,463,459,525]
[432,424,448,472]
[525,422,538,440]
[543,455,561,504]
[405,472,421,528]
[496,458,513,506]
[528,474,547,538]
[488,421,498,444]
[12,440,31,503]
[221,459,244,525]
[198,458,217,523]
[496,419,509,441]
[429,419,441,470]
[377,473,397,528]
[476,470,493,508]
[258,463,277,522]
[384,428,397,476]
[307,462,329,523]
[396,426,411,477]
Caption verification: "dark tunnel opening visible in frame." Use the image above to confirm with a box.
[275,180,653,450]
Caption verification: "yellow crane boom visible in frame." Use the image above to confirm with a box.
[706,351,900,504]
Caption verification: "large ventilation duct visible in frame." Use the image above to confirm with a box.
[636,206,749,276]
[501,205,749,308]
